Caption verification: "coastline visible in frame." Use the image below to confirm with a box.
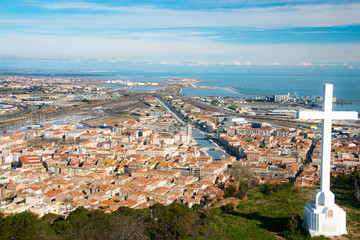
[338,99,360,102]
[2,71,360,113]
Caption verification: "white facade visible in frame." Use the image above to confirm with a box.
[303,191,347,236]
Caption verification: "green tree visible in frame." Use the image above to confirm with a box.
[0,211,55,240]
[220,203,235,212]
[227,164,254,189]
[50,219,71,238]
[41,213,63,224]
[223,184,237,198]
[148,203,198,240]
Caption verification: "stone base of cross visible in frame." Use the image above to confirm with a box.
[303,191,347,236]
[297,83,358,237]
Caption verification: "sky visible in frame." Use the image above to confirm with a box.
[1,0,360,70]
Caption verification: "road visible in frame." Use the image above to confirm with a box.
[188,99,360,129]
[0,104,29,118]
[155,97,186,125]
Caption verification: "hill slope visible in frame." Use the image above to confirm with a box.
[0,175,359,240]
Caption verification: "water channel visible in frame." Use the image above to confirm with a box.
[155,97,228,160]
[192,129,228,160]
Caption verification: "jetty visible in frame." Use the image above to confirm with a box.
[228,86,272,97]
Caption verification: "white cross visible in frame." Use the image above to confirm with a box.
[298,83,358,195]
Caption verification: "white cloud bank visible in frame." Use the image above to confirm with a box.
[3,2,360,31]
[297,62,313,66]
[1,2,360,65]
[1,34,359,65]
[32,2,360,29]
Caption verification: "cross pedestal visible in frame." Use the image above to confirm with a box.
[297,84,358,237]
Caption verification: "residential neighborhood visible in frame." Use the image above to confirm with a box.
[1,90,359,218]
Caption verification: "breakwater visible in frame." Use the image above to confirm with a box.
[228,86,272,97]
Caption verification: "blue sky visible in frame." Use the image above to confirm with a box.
[1,0,360,69]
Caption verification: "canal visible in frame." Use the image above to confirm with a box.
[192,129,228,160]
[156,97,228,160]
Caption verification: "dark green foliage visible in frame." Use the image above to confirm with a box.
[331,171,360,209]
[220,203,235,212]
[115,206,138,216]
[283,230,310,240]
[223,184,251,199]
[0,204,207,240]
[259,182,293,195]
[282,213,309,240]
[64,207,149,240]
[259,183,273,195]
[236,184,251,199]
[0,211,56,240]
[192,204,204,212]
[66,206,89,221]
[331,171,359,190]
[148,203,199,240]
[223,184,237,198]
[41,213,63,224]
[286,213,302,232]
[50,219,71,238]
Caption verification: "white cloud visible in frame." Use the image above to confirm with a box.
[232,61,251,66]
[19,2,360,30]
[1,2,359,66]
[147,61,171,65]
[43,2,155,13]
[196,61,209,66]
[44,2,105,10]
[108,58,128,63]
[0,34,359,65]
[297,62,313,66]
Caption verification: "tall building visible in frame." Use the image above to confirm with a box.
[273,92,290,102]
[186,124,192,142]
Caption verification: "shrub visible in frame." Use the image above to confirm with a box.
[260,182,293,195]
[286,213,302,231]
[223,184,237,198]
[220,203,235,212]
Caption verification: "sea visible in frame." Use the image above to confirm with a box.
[82,70,360,113]
[1,69,360,113]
